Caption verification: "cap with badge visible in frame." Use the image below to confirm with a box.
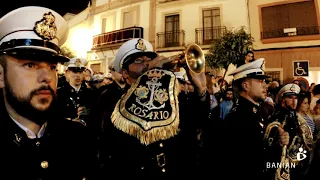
[65,57,87,72]
[278,83,300,98]
[0,6,69,62]
[114,38,157,73]
[228,58,269,80]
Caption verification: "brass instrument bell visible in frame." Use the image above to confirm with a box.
[164,44,205,74]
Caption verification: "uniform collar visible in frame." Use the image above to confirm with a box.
[238,96,260,113]
[9,114,47,139]
[70,84,81,92]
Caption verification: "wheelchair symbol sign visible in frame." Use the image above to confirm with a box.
[293,61,309,77]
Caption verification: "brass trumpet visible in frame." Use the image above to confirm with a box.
[163,44,205,74]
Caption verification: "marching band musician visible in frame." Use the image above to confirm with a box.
[265,84,314,180]
[0,6,97,179]
[57,57,94,126]
[99,38,210,177]
[218,58,290,179]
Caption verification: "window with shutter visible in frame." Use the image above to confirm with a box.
[165,15,180,47]
[265,71,281,82]
[202,8,222,44]
[261,0,319,39]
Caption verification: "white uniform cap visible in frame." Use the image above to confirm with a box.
[91,74,104,82]
[86,67,94,76]
[228,58,269,80]
[114,38,157,73]
[66,57,87,70]
[278,83,300,98]
[104,73,113,79]
[0,6,69,62]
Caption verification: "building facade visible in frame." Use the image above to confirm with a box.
[62,0,250,76]
[249,0,320,85]
[155,0,249,57]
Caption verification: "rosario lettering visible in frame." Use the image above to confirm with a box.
[128,103,170,120]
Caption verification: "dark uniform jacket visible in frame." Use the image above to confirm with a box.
[219,96,267,179]
[100,91,209,177]
[57,82,94,123]
[89,81,129,150]
[95,81,129,130]
[0,99,98,180]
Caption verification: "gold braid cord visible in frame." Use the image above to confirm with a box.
[111,99,180,145]
[264,118,289,180]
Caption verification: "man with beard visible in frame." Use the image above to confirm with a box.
[99,38,209,177]
[57,57,94,126]
[219,88,234,120]
[265,84,313,180]
[0,6,97,180]
[214,58,289,179]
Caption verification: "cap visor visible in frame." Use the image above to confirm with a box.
[247,74,270,80]
[123,51,158,64]
[282,92,299,97]
[2,48,69,63]
[135,51,158,59]
[67,67,86,72]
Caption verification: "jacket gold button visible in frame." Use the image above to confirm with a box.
[41,161,49,169]
[159,143,163,147]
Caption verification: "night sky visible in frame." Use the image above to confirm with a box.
[1,0,91,18]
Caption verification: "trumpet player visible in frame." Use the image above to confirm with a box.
[220,58,289,179]
[99,38,210,177]
[265,83,313,180]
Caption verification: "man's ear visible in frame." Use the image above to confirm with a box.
[121,69,128,79]
[0,64,4,88]
[241,79,250,91]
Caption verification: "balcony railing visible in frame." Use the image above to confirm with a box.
[261,26,320,39]
[157,0,178,2]
[195,26,226,45]
[156,30,185,48]
[92,26,143,48]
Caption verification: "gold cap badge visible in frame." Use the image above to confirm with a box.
[135,39,147,51]
[290,84,296,92]
[34,12,57,40]
[75,59,82,67]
